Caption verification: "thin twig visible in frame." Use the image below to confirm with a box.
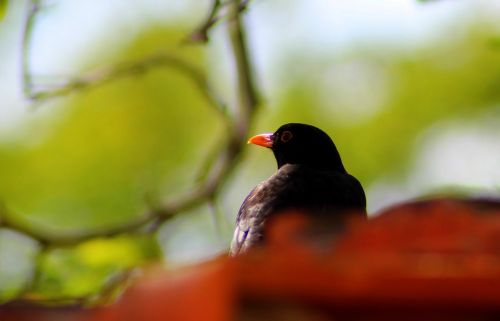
[189,0,222,42]
[238,0,252,13]
[0,133,248,246]
[188,0,253,43]
[29,53,227,117]
[0,186,204,246]
[20,1,228,117]
[227,0,259,127]
[22,0,42,99]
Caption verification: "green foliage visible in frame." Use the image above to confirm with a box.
[0,26,221,229]
[262,25,500,186]
[0,26,221,300]
[34,236,158,300]
[0,0,7,21]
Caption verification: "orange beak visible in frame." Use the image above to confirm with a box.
[247,133,274,148]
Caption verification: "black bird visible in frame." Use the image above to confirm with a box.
[230,123,366,256]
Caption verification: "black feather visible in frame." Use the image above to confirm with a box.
[230,123,366,255]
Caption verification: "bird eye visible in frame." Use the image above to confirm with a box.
[280,131,293,143]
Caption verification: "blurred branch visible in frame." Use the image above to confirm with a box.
[188,0,252,43]
[0,187,217,245]
[7,0,258,302]
[188,0,222,42]
[12,265,138,306]
[22,0,41,97]
[21,1,227,118]
[28,52,227,118]
[6,0,257,247]
[227,0,258,125]
[0,209,154,246]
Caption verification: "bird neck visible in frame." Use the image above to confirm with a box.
[275,151,347,173]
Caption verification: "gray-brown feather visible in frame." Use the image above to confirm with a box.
[229,164,366,255]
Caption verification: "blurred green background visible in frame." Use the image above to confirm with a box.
[0,0,499,302]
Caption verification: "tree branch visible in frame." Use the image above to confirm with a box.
[188,0,253,43]
[3,0,258,249]
[1,0,260,304]
[188,0,222,42]
[26,52,228,118]
[22,0,41,98]
[0,178,219,246]
[227,0,259,131]
[21,1,228,118]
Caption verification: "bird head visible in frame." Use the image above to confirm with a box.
[248,123,346,172]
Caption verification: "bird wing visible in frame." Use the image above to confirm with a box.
[230,185,266,255]
[229,165,306,255]
[230,165,367,255]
